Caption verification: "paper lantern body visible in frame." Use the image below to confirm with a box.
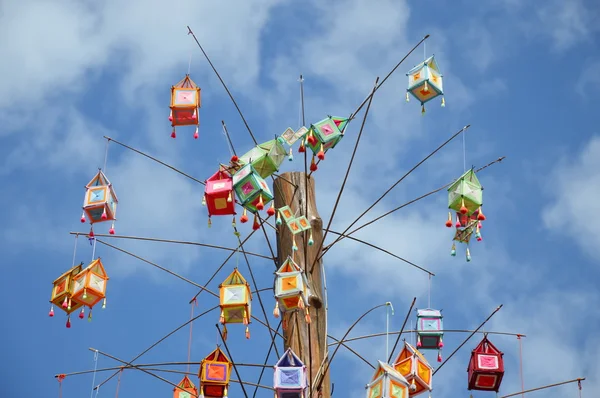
[274,348,307,398]
[366,361,410,398]
[416,308,444,349]
[448,168,483,216]
[50,263,84,315]
[199,347,232,398]
[274,256,311,314]
[305,117,344,155]
[71,258,109,309]
[170,75,201,127]
[393,342,433,397]
[232,163,273,213]
[467,336,505,392]
[406,55,444,105]
[82,170,118,225]
[219,268,252,325]
[205,169,236,217]
[173,376,198,398]
[238,137,287,179]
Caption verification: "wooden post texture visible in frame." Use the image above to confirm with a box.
[273,172,330,398]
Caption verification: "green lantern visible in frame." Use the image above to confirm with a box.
[238,137,287,179]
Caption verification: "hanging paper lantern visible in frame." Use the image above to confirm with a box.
[169,74,201,139]
[49,263,85,324]
[81,170,118,235]
[199,346,232,398]
[406,55,445,114]
[173,376,198,398]
[304,116,347,163]
[70,258,109,321]
[219,268,252,339]
[467,335,505,392]
[273,348,308,398]
[232,163,274,213]
[416,309,444,362]
[238,137,287,179]
[273,256,312,324]
[204,167,236,225]
[281,126,309,147]
[366,361,410,398]
[393,342,433,397]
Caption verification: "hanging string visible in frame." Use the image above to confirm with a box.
[90,350,99,398]
[103,139,110,173]
[428,274,432,308]
[187,51,193,76]
[462,128,467,172]
[385,302,394,361]
[517,335,525,398]
[92,237,97,261]
[114,368,123,398]
[187,298,198,374]
[221,122,235,158]
[298,75,304,128]
[72,234,79,267]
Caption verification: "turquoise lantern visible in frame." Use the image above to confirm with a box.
[406,55,445,114]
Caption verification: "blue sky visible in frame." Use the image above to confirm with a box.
[1,0,599,397]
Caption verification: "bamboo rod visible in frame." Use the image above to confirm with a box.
[500,377,585,398]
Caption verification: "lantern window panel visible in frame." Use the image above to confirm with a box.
[222,286,248,305]
[477,354,499,370]
[277,368,302,387]
[86,188,107,205]
[232,164,253,184]
[173,89,198,106]
[419,317,441,332]
[474,373,498,389]
[279,392,302,398]
[367,379,384,398]
[204,385,225,397]
[389,379,409,398]
[224,307,246,323]
[205,363,228,382]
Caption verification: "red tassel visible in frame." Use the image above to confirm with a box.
[193,127,199,140]
[89,228,94,238]
[252,214,260,230]
[109,223,115,235]
[78,308,84,319]
[460,198,468,214]
[245,326,250,339]
[171,129,176,139]
[317,144,325,160]
[478,207,486,221]
[66,317,71,328]
[49,306,54,317]
[80,213,86,223]
[256,196,264,211]
[445,212,452,228]
[231,155,239,163]
[298,142,305,153]
[437,352,442,362]
[267,204,275,217]
[240,208,249,223]
[101,209,107,220]
[310,156,317,172]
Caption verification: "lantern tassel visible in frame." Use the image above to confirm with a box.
[276,211,282,226]
[66,316,71,329]
[207,217,212,228]
[466,247,472,262]
[252,213,260,230]
[417,335,422,348]
[79,308,85,319]
[102,297,106,309]
[267,202,276,217]
[202,194,206,206]
[240,208,248,223]
[288,147,293,161]
[450,243,456,257]
[193,126,199,140]
[308,231,314,246]
[231,215,236,228]
[227,191,232,203]
[455,214,461,228]
[445,211,452,228]
[305,308,311,324]
[298,140,306,153]
[219,310,225,324]
[101,208,107,220]
[245,326,250,339]
[171,127,176,139]
[243,310,248,325]
[109,222,115,235]
[478,206,486,221]
[421,104,425,115]
[49,305,55,317]
[460,198,468,214]
[273,301,280,318]
[80,211,86,223]
[62,296,68,309]
[406,92,410,102]
[298,297,305,310]
[317,143,325,161]
[224,387,228,398]
[256,195,264,211]
[441,97,445,107]
[199,387,204,398]
[438,336,444,348]
[222,325,227,341]
[437,351,442,362]
[310,155,317,172]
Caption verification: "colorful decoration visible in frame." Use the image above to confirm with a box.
[467,335,505,392]
[446,168,485,261]
[406,55,445,114]
[204,167,236,227]
[273,348,307,398]
[273,256,312,325]
[232,163,274,229]
[70,258,109,323]
[393,342,433,397]
[301,116,348,171]
[366,361,410,398]
[49,263,84,327]
[275,206,312,251]
[81,169,118,236]
[169,74,201,139]
[173,376,198,398]
[238,137,287,179]
[219,268,252,340]
[199,346,232,398]
[281,126,309,147]
[416,308,444,361]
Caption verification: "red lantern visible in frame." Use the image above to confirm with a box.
[467,335,505,392]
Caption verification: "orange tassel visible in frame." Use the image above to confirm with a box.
[273,302,280,318]
[222,325,228,341]
[305,308,311,324]
[460,198,468,214]
[298,297,305,310]
[243,309,248,325]
[245,326,250,339]
[477,206,486,221]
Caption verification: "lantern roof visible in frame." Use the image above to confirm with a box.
[173,74,199,89]
[52,263,83,285]
[472,335,503,356]
[202,346,231,364]
[371,360,409,383]
[448,168,482,193]
[407,55,442,75]
[175,375,197,390]
[86,169,111,188]
[394,341,432,369]
[81,258,108,279]
[220,268,248,287]
[417,308,442,318]
[276,256,302,274]
[207,169,232,182]
[275,348,305,368]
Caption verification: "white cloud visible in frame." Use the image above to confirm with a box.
[542,135,600,262]
[577,59,600,97]
[535,0,597,52]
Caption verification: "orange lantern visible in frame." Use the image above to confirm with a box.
[169,74,201,139]
[393,342,433,397]
[49,263,84,328]
[199,346,232,398]
[219,268,252,340]
[70,258,109,322]
[173,375,198,398]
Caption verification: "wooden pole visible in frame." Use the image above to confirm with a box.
[274,172,330,398]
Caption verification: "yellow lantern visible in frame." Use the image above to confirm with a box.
[219,268,252,340]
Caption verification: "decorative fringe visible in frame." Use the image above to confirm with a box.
[273,301,280,318]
